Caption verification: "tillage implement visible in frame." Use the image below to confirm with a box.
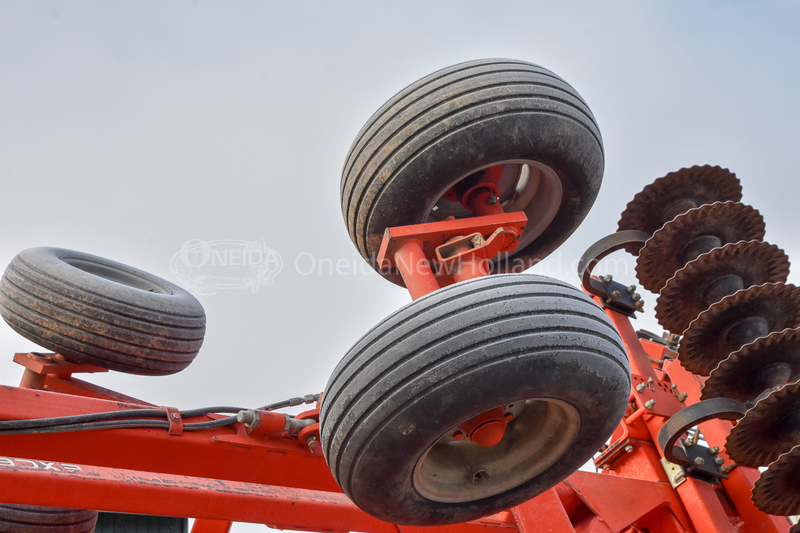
[0,59,797,533]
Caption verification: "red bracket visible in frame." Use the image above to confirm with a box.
[163,406,184,436]
[377,212,528,299]
[14,352,108,390]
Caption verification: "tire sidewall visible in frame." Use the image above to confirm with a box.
[14,247,202,316]
[364,113,602,278]
[343,350,625,525]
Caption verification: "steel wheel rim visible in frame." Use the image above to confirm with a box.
[423,160,563,252]
[412,398,580,503]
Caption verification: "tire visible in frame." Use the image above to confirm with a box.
[320,274,629,525]
[0,247,206,376]
[341,59,604,285]
[0,504,97,533]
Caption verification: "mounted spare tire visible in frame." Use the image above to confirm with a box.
[320,274,629,525]
[0,504,97,533]
[340,58,604,285]
[0,247,205,376]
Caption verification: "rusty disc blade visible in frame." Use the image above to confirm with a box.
[703,327,800,402]
[636,202,766,293]
[752,445,800,516]
[618,165,741,236]
[655,241,790,334]
[678,283,800,375]
[726,381,800,467]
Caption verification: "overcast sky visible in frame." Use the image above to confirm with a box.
[1,2,799,531]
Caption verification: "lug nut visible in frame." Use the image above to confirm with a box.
[693,457,704,467]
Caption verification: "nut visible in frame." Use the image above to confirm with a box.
[603,275,613,283]
[715,456,725,466]
[709,446,719,455]
[693,457,705,467]
[635,383,647,392]
[644,399,656,409]
[627,285,636,294]
[677,392,689,402]
[611,290,621,299]
[624,444,634,453]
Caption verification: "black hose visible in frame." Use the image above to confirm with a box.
[0,395,318,436]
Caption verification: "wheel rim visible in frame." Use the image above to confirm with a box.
[412,398,580,503]
[61,256,172,294]
[424,160,563,253]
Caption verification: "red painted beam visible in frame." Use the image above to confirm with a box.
[0,457,516,533]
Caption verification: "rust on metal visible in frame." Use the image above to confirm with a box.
[655,241,790,334]
[678,283,800,375]
[726,381,800,467]
[618,165,742,236]
[635,201,765,293]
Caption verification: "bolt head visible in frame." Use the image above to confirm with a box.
[635,300,645,309]
[635,383,647,392]
[624,444,634,453]
[677,392,689,402]
[715,456,725,465]
[611,290,621,299]
[710,446,720,455]
[644,399,656,409]
[171,413,180,420]
[627,285,636,293]
[693,457,705,467]
[603,274,613,283]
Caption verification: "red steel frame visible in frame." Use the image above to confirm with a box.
[0,200,793,532]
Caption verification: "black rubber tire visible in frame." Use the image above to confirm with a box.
[0,247,206,376]
[341,58,604,285]
[0,504,97,533]
[320,274,629,525]
[94,512,187,532]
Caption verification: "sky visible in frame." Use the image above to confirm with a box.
[1,2,799,531]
